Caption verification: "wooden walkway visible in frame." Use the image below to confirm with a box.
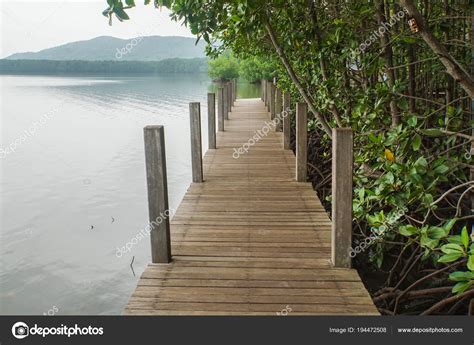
[124,98,378,315]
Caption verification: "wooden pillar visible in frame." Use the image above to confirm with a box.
[143,125,172,263]
[270,83,276,120]
[228,81,233,110]
[263,80,267,104]
[296,102,308,182]
[283,92,291,149]
[331,128,353,268]
[207,93,216,149]
[261,80,265,101]
[266,81,271,111]
[233,79,237,102]
[223,82,229,120]
[217,85,224,132]
[275,88,282,131]
[189,102,203,183]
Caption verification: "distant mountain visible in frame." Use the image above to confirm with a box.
[6,36,206,61]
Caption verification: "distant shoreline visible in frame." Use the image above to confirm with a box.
[0,58,208,75]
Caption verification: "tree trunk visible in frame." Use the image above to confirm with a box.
[399,0,474,98]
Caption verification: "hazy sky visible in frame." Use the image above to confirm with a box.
[0,0,194,58]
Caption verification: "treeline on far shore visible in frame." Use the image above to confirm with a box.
[0,58,208,74]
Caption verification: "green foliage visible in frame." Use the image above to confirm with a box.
[207,53,239,81]
[239,56,278,82]
[0,58,208,74]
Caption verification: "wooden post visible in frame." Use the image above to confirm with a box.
[189,102,203,183]
[266,81,271,111]
[283,92,291,149]
[331,128,353,268]
[208,93,216,149]
[217,85,224,132]
[263,80,267,104]
[261,80,265,101]
[144,125,172,263]
[270,83,276,120]
[228,81,233,110]
[223,82,229,120]
[233,79,237,102]
[275,88,283,131]
[296,102,308,182]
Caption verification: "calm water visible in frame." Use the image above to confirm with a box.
[0,74,260,315]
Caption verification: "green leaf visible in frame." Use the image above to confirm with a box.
[448,235,464,245]
[452,281,472,294]
[412,134,421,151]
[427,226,448,239]
[420,233,439,249]
[461,226,469,249]
[449,271,474,282]
[468,255,474,271]
[399,225,418,237]
[443,219,457,233]
[438,252,463,263]
[433,164,449,175]
[441,243,464,254]
[420,129,444,137]
[407,116,418,127]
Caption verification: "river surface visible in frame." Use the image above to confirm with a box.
[0,74,260,315]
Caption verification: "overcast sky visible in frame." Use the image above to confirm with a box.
[0,0,194,58]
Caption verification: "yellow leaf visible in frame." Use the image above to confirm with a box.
[384,148,394,162]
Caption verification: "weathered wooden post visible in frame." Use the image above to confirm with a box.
[208,93,216,149]
[331,128,353,268]
[144,125,172,263]
[283,92,291,149]
[233,79,237,102]
[189,102,203,183]
[223,82,229,120]
[217,85,225,132]
[296,102,308,182]
[275,88,283,131]
[270,83,276,120]
[228,81,233,110]
[266,81,271,111]
[261,79,265,101]
[263,80,267,104]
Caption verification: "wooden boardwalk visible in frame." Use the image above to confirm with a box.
[124,98,378,315]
